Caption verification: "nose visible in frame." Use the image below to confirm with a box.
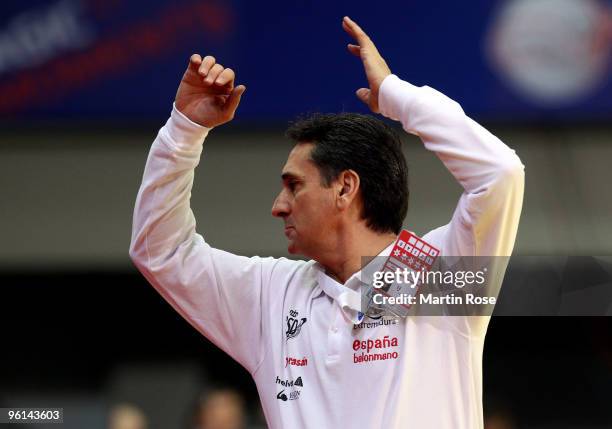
[271,191,290,218]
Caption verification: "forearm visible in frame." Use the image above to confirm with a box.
[129,105,210,270]
[379,75,523,192]
[379,75,525,256]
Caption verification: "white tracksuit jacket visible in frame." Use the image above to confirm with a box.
[130,74,525,429]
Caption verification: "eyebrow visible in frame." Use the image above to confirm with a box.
[281,172,301,182]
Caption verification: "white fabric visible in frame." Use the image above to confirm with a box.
[130,74,524,429]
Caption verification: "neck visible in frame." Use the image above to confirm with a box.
[317,224,396,284]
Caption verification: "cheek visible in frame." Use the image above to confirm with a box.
[294,190,336,229]
[310,195,336,224]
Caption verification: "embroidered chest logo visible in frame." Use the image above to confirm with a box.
[286,309,307,340]
[353,313,399,330]
[352,335,400,364]
[285,356,308,367]
[276,376,303,401]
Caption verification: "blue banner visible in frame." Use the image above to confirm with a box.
[0,0,610,123]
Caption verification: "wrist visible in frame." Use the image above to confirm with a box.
[378,75,420,121]
[164,103,211,150]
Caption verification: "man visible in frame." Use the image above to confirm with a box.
[130,17,524,429]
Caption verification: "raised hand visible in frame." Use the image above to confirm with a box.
[175,54,246,128]
[343,16,391,113]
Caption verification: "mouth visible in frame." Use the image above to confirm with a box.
[284,226,295,237]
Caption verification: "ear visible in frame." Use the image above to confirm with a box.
[336,169,360,210]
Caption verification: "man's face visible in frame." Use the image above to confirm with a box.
[271,143,339,258]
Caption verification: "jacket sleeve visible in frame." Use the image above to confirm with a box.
[129,105,268,373]
[378,74,524,258]
[378,75,524,332]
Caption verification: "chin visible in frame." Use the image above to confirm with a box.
[287,242,299,255]
[285,232,301,255]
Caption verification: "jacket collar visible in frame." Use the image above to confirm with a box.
[313,242,395,323]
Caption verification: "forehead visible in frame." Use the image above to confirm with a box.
[282,143,318,176]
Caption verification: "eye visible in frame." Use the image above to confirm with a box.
[288,180,298,192]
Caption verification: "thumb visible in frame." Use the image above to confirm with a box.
[355,87,370,105]
[224,85,246,115]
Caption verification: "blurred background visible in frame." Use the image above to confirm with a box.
[1,0,611,428]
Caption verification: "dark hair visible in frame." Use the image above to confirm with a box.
[286,112,408,234]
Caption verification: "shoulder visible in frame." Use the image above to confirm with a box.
[262,258,322,308]
[265,257,319,285]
